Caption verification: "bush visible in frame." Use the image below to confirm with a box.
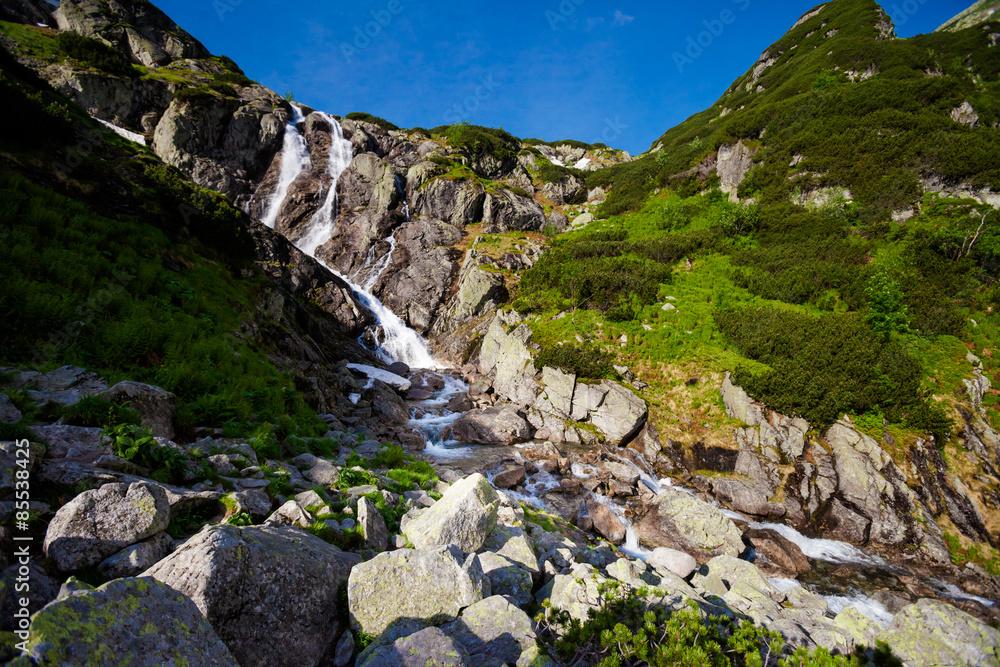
[536,343,615,380]
[345,112,400,132]
[61,396,141,428]
[55,31,135,77]
[432,122,520,164]
[102,423,189,483]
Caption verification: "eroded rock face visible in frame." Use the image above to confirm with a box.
[633,488,745,562]
[716,141,757,202]
[25,577,238,667]
[43,482,171,572]
[881,598,1000,667]
[348,545,490,637]
[144,525,360,667]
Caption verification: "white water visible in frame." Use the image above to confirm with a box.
[95,118,146,146]
[751,522,885,566]
[408,375,470,458]
[930,579,996,608]
[260,104,311,229]
[823,592,895,627]
[259,109,438,368]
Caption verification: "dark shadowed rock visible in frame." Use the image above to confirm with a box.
[448,407,534,446]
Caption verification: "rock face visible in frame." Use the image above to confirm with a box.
[43,482,171,572]
[716,141,757,202]
[404,474,500,552]
[447,407,534,446]
[98,381,177,439]
[633,489,745,562]
[348,545,490,637]
[56,0,211,66]
[25,577,238,667]
[144,525,361,667]
[881,598,1000,667]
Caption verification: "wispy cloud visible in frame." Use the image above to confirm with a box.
[612,10,635,27]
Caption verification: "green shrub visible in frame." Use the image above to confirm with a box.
[61,396,141,428]
[345,112,400,132]
[536,344,615,381]
[55,31,135,77]
[214,71,253,87]
[101,423,189,483]
[432,122,520,164]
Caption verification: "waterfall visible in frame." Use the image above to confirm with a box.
[259,108,438,369]
[259,104,311,229]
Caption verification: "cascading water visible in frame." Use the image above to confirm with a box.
[259,107,438,369]
[259,104,311,229]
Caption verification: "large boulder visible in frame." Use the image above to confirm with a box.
[589,381,647,446]
[357,626,471,667]
[144,525,361,667]
[881,598,1000,667]
[441,595,537,665]
[447,406,534,446]
[483,189,546,233]
[633,488,745,562]
[98,532,174,579]
[478,318,540,407]
[43,482,171,572]
[404,474,499,552]
[410,176,486,227]
[586,499,627,545]
[98,381,177,439]
[348,545,490,637]
[24,577,237,666]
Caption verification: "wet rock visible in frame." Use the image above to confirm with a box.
[348,545,489,637]
[145,525,360,667]
[881,598,1000,667]
[586,499,627,545]
[746,527,810,575]
[404,474,499,552]
[43,482,171,572]
[24,576,237,666]
[633,488,745,562]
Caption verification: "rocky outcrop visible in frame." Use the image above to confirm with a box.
[24,577,238,666]
[144,524,361,667]
[56,0,210,66]
[43,482,171,572]
[482,189,546,233]
[716,141,757,202]
[410,176,485,226]
[348,545,490,637]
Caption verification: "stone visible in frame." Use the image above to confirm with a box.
[0,393,21,424]
[633,488,745,562]
[145,525,360,667]
[333,631,355,667]
[448,406,534,446]
[693,555,781,603]
[492,464,526,489]
[586,499,627,545]
[43,482,171,572]
[28,424,105,461]
[293,489,326,509]
[358,496,390,551]
[602,461,641,486]
[833,607,880,648]
[0,561,60,632]
[548,564,606,622]
[303,459,341,487]
[647,547,698,579]
[482,524,539,576]
[358,626,470,667]
[442,595,537,664]
[476,552,533,608]
[263,500,313,528]
[404,473,499,552]
[881,598,1000,667]
[711,478,785,518]
[24,577,237,666]
[348,545,489,637]
[746,527,810,575]
[98,532,173,579]
[98,381,177,439]
[589,381,647,446]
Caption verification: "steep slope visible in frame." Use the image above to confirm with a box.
[938,0,1000,32]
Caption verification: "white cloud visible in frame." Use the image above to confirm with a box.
[612,9,634,27]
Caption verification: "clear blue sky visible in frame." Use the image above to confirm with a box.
[156,0,975,155]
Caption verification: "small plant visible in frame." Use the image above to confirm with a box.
[102,423,157,461]
[101,423,188,484]
[226,512,253,527]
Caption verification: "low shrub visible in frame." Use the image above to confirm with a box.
[536,343,615,381]
[55,31,135,77]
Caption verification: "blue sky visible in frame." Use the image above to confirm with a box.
[157,0,976,155]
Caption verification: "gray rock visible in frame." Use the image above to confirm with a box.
[647,547,698,579]
[482,524,539,576]
[492,464,526,489]
[98,532,174,579]
[0,561,60,632]
[98,381,177,439]
[0,393,21,424]
[43,482,171,572]
[263,500,313,528]
[28,424,105,461]
[404,474,499,552]
[358,496,390,551]
[633,488,745,562]
[880,598,1000,667]
[476,552,533,608]
[358,626,471,667]
[293,489,326,509]
[144,525,360,667]
[589,381,647,446]
[348,545,490,636]
[586,499,627,545]
[711,478,785,518]
[448,406,534,446]
[483,189,546,233]
[334,630,355,667]
[303,459,341,487]
[24,577,237,666]
[442,595,536,664]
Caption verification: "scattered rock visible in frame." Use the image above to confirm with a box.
[441,595,537,665]
[358,626,470,667]
[358,496,390,551]
[647,547,698,579]
[404,473,499,552]
[448,407,534,446]
[586,499,627,545]
[98,532,174,579]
